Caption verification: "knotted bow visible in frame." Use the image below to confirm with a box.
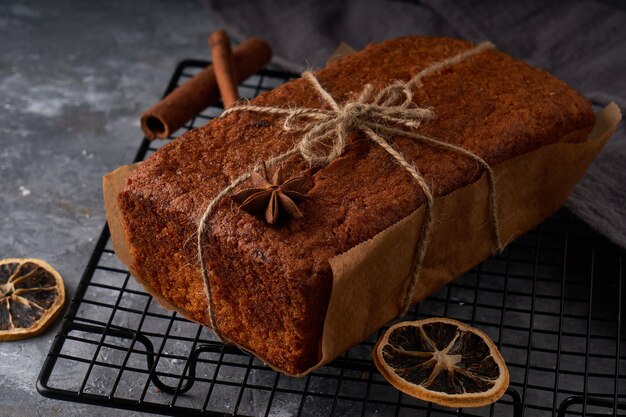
[223,73,436,167]
[198,41,502,340]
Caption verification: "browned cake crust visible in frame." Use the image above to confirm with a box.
[118,36,594,374]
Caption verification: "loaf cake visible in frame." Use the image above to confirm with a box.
[117,36,595,375]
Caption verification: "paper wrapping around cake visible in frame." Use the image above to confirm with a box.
[103,102,620,376]
[320,103,621,374]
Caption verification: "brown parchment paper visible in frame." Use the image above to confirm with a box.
[103,103,620,376]
[327,42,357,65]
[317,103,621,373]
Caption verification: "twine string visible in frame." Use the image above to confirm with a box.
[198,41,501,340]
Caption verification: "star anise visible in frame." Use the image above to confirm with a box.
[231,163,309,224]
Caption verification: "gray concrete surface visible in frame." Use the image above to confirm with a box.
[3,2,622,416]
[0,1,220,415]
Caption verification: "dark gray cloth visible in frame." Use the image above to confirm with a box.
[208,0,626,248]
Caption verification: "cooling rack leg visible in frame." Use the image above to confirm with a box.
[65,323,197,395]
[557,395,626,417]
[505,387,523,417]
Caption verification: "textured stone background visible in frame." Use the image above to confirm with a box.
[0,1,218,415]
[2,1,624,416]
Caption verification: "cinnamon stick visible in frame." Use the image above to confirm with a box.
[209,30,239,109]
[141,36,272,140]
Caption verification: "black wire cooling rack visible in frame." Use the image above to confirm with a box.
[37,61,625,417]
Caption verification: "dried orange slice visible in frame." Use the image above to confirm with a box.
[373,317,509,408]
[0,258,65,341]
